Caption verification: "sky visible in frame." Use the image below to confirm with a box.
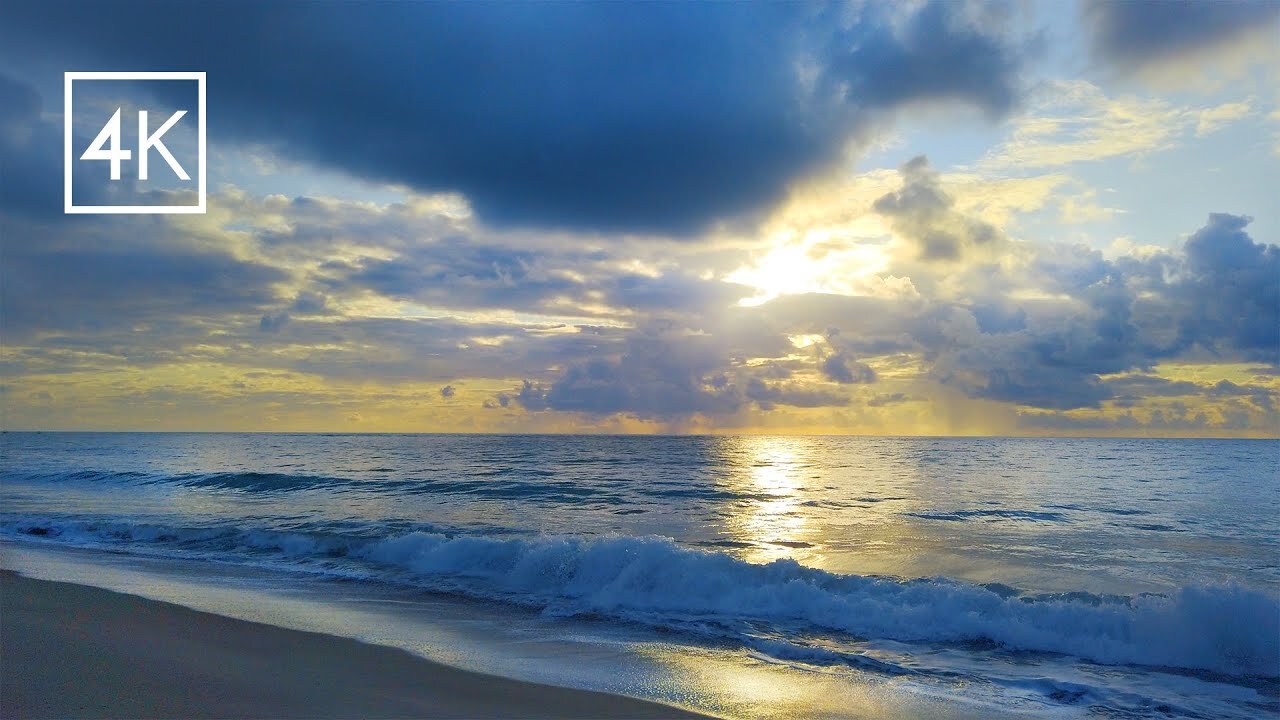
[0,0,1277,436]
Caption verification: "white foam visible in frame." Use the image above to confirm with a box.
[359,532,1280,678]
[5,517,1277,678]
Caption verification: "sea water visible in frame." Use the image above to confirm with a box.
[2,433,1277,717]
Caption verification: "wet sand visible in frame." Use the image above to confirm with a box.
[0,570,708,719]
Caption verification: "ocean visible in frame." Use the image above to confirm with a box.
[1,432,1277,718]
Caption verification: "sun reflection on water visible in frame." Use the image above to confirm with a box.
[719,436,821,565]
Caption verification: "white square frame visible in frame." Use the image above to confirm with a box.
[64,71,206,214]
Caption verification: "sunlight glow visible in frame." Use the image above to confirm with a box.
[721,436,815,565]
[726,230,890,306]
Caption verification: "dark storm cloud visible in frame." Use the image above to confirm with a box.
[0,1,1029,233]
[1082,0,1280,71]
[821,0,1026,115]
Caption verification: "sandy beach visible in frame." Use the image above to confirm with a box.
[0,570,708,719]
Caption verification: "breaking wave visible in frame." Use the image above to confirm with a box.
[4,516,1277,679]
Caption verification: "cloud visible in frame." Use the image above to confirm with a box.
[821,353,877,384]
[1196,100,1253,136]
[920,212,1278,410]
[0,73,117,216]
[507,322,854,419]
[0,72,203,216]
[779,164,1276,415]
[978,81,1246,169]
[1175,213,1279,364]
[514,329,745,418]
[744,377,847,411]
[0,1,1030,234]
[0,73,57,215]
[1083,0,1280,74]
[874,156,1004,261]
[259,312,289,333]
[867,392,911,407]
[918,300,1139,410]
[1104,374,1276,413]
[0,214,287,341]
[1,156,1273,432]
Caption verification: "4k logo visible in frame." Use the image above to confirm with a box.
[64,72,206,214]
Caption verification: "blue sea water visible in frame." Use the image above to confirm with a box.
[1,433,1277,718]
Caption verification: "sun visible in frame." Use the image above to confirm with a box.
[726,228,892,306]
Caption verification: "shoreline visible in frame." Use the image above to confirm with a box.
[0,570,710,720]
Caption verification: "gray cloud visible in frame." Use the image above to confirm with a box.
[0,1,1031,234]
[506,323,852,419]
[0,73,58,216]
[259,312,289,333]
[745,378,847,411]
[514,330,745,418]
[874,156,1004,262]
[0,73,203,217]
[1082,0,1280,72]
[2,154,1274,429]
[1174,213,1278,364]
[1105,375,1276,413]
[0,215,287,342]
[868,393,911,407]
[821,353,878,384]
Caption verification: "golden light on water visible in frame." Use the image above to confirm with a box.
[719,436,819,565]
[712,436,992,581]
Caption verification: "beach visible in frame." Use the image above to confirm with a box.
[1,434,1276,719]
[1,0,1275,714]
[0,570,706,719]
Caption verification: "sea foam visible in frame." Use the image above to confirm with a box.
[359,531,1280,678]
[6,517,1277,678]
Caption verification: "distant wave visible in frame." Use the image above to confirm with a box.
[1,469,777,503]
[4,515,1277,679]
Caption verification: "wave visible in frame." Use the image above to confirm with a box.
[3,516,1277,679]
[1,469,777,503]
[2,469,346,491]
